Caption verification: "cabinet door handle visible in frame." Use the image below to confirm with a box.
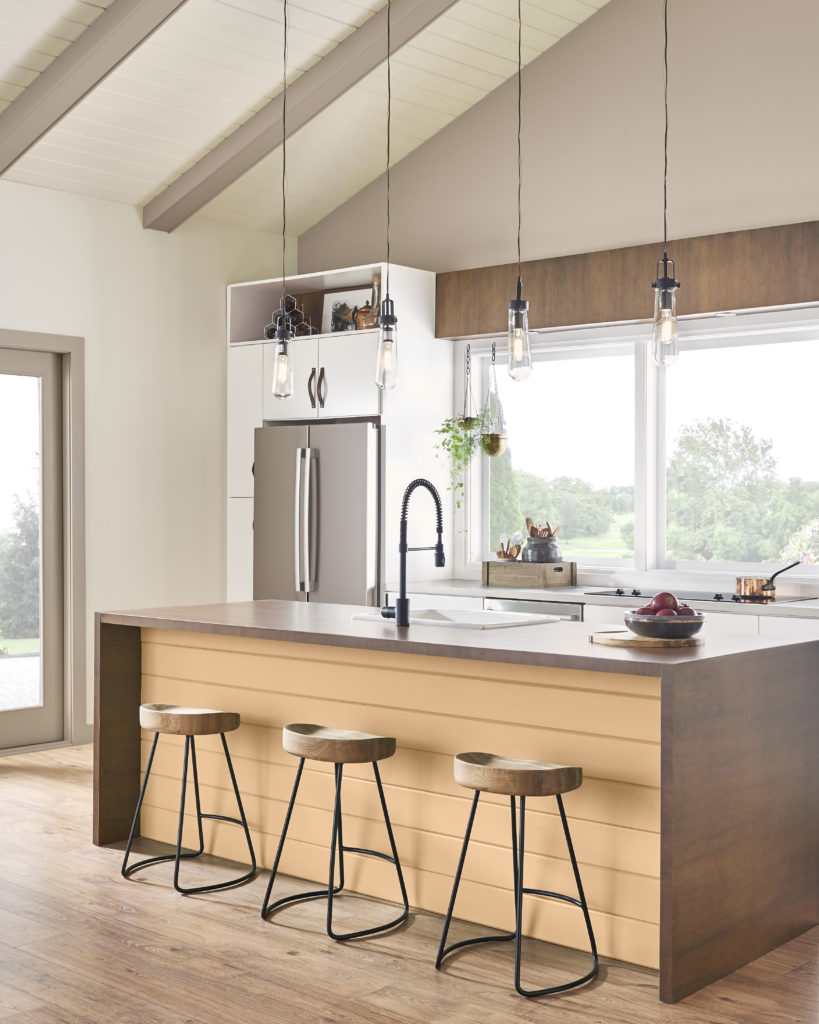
[317,367,327,409]
[307,367,317,408]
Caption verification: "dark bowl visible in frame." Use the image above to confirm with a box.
[624,610,704,640]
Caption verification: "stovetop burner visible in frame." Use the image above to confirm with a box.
[583,588,813,604]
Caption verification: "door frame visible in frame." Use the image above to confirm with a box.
[0,328,87,751]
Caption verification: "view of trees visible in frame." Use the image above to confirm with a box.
[666,418,819,563]
[489,417,819,565]
[0,494,40,638]
[489,450,633,554]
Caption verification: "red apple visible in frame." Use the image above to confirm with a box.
[650,591,679,612]
[635,605,655,615]
[656,607,677,616]
[677,604,694,616]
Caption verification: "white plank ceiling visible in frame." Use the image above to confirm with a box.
[0,0,609,233]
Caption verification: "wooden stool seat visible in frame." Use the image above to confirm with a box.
[454,751,582,798]
[139,703,240,736]
[283,723,396,764]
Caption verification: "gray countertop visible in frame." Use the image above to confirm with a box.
[98,598,816,678]
[397,578,819,618]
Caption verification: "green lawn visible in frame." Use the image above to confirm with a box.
[0,638,40,655]
[559,513,634,560]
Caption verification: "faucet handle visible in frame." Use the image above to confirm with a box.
[380,593,396,619]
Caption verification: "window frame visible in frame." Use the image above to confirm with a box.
[454,304,819,586]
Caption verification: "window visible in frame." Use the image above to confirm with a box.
[663,332,819,569]
[459,307,819,579]
[486,346,635,563]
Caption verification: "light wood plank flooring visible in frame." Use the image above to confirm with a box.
[0,744,816,1024]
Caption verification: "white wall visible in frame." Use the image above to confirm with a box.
[0,179,288,725]
[299,0,819,275]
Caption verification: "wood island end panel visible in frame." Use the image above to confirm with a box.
[93,619,142,846]
[660,643,819,1003]
[136,628,662,969]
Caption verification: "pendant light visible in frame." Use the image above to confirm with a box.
[375,0,398,391]
[265,0,294,399]
[651,0,680,368]
[507,0,532,381]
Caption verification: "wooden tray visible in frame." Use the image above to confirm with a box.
[482,560,577,588]
[590,630,704,648]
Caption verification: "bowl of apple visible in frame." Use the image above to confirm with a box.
[624,592,704,640]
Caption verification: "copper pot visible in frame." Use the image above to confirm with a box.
[735,561,800,599]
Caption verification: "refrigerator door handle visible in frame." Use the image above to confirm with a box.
[294,448,305,592]
[303,447,315,592]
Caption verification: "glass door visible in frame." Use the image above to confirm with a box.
[0,349,63,749]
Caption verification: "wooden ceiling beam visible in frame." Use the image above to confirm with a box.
[141,0,460,234]
[0,0,190,177]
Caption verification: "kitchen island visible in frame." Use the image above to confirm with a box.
[94,600,819,1003]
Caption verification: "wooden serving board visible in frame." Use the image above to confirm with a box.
[591,630,704,648]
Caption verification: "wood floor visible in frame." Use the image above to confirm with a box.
[0,745,816,1024]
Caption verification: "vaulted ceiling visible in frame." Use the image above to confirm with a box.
[0,0,610,235]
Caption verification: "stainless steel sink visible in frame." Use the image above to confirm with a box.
[352,609,559,630]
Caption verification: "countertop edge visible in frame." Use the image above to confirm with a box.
[98,602,817,678]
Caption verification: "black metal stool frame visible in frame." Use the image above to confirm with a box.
[436,790,599,997]
[261,758,409,940]
[122,731,257,895]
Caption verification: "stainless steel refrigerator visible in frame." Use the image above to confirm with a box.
[253,419,383,605]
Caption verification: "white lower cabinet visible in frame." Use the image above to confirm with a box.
[583,604,629,625]
[227,498,254,602]
[701,611,759,635]
[758,616,819,638]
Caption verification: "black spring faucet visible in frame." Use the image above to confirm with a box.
[381,478,445,627]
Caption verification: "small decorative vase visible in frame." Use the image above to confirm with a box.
[521,536,563,563]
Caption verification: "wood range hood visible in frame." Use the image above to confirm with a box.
[435,220,819,339]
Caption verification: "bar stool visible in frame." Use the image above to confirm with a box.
[436,751,598,997]
[261,723,409,940]
[122,703,256,894]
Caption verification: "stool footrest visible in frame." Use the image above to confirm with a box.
[438,930,515,962]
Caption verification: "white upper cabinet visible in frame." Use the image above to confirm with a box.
[262,336,320,420]
[313,331,382,419]
[261,331,382,421]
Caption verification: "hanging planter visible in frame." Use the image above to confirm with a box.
[480,342,507,457]
[436,344,482,508]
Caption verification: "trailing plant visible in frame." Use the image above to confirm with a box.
[434,415,483,510]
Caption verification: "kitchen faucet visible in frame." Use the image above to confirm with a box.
[381,478,445,627]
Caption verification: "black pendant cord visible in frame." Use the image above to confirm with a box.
[662,0,668,260]
[281,0,288,305]
[516,0,522,288]
[385,0,392,302]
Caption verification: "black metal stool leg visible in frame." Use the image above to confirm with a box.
[513,793,599,997]
[123,732,257,894]
[436,791,516,968]
[262,757,345,920]
[173,733,257,895]
[263,758,409,940]
[437,790,599,997]
[121,731,160,878]
[557,793,599,969]
[327,760,409,940]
